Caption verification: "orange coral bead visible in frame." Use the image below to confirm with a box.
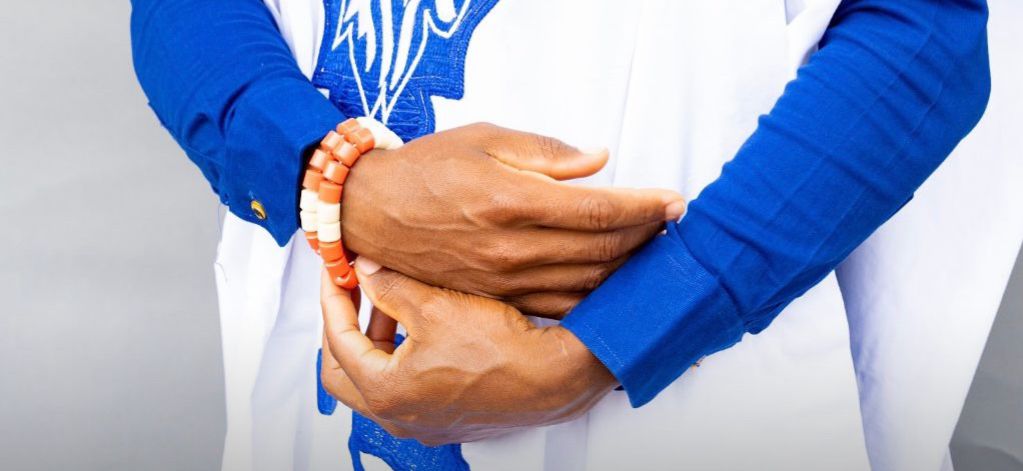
[318,181,342,203]
[336,118,361,136]
[335,268,359,290]
[347,127,375,153]
[302,170,323,191]
[332,141,361,167]
[321,131,343,150]
[325,258,352,282]
[308,149,331,171]
[305,232,320,251]
[319,240,348,263]
[324,160,351,184]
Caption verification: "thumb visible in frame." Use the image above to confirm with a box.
[481,126,609,180]
[354,258,438,333]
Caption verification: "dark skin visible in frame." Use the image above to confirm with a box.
[341,123,685,318]
[323,124,683,444]
[320,262,618,446]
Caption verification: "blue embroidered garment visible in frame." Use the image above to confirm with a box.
[131,0,989,469]
[313,0,499,142]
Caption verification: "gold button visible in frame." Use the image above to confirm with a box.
[250,200,267,220]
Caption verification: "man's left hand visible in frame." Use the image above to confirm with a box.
[319,258,617,446]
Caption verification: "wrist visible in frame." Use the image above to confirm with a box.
[336,145,389,257]
[548,326,618,392]
[298,117,404,289]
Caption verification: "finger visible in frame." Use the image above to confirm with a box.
[320,332,373,416]
[353,258,447,333]
[504,291,586,319]
[321,269,391,384]
[351,286,362,313]
[495,256,629,296]
[511,222,663,267]
[477,125,609,180]
[519,183,686,231]
[366,307,398,354]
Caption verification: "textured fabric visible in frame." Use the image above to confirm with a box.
[130,0,343,246]
[312,0,500,142]
[348,413,470,471]
[316,349,338,416]
[133,0,1001,469]
[562,0,991,407]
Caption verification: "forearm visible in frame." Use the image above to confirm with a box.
[563,0,991,406]
[130,0,342,245]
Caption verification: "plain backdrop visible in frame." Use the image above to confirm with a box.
[0,1,1019,470]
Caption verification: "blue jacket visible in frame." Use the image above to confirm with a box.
[131,0,990,407]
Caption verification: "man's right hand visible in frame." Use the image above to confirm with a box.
[341,123,685,318]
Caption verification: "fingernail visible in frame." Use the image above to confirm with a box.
[354,257,382,276]
[579,146,608,156]
[665,200,687,220]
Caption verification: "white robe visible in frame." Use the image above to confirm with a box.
[214,1,1023,470]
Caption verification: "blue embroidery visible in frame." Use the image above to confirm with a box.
[313,0,499,142]
[316,349,338,415]
[349,412,470,471]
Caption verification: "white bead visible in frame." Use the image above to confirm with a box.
[317,202,341,224]
[300,189,319,211]
[318,221,341,242]
[357,116,404,150]
[300,210,318,232]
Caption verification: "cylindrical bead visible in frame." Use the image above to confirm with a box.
[300,189,319,211]
[325,258,352,282]
[305,232,320,251]
[317,201,341,224]
[318,181,343,203]
[318,221,341,242]
[335,268,359,289]
[319,240,347,263]
[332,141,361,167]
[336,118,361,136]
[308,149,331,171]
[300,210,319,232]
[302,170,323,191]
[321,131,343,150]
[323,160,350,184]
[347,127,375,153]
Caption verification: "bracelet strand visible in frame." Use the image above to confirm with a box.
[299,117,403,289]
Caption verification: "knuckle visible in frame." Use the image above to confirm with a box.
[477,191,524,226]
[373,273,409,306]
[578,195,615,230]
[482,238,526,271]
[597,231,624,262]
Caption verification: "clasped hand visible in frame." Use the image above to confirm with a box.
[321,261,618,445]
[321,123,684,444]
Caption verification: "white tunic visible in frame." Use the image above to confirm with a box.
[213,1,1023,470]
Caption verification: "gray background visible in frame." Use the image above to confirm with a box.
[0,1,1019,470]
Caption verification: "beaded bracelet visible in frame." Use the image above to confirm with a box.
[300,117,403,289]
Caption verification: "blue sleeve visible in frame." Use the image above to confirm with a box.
[561,0,991,407]
[130,0,344,245]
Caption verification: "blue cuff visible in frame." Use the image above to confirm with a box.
[561,223,746,407]
[223,79,344,245]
